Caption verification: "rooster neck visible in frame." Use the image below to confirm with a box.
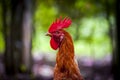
[59,30,74,57]
[54,31,83,80]
[56,30,75,69]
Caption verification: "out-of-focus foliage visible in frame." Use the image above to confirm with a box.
[0,33,4,52]
[32,0,115,59]
[33,16,111,59]
[74,17,111,59]
[0,0,115,59]
[0,4,4,52]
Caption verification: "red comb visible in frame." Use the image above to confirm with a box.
[48,17,72,32]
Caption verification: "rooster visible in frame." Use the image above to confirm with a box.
[46,17,84,80]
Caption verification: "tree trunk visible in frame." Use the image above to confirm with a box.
[2,0,14,75]
[113,0,120,79]
[22,0,33,73]
[2,0,33,75]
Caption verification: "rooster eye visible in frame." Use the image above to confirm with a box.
[55,31,59,34]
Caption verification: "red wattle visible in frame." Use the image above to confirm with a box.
[50,38,59,50]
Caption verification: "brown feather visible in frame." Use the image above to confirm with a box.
[54,30,84,80]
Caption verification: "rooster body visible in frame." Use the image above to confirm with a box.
[46,17,84,80]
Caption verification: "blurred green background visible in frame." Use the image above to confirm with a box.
[0,0,117,79]
[0,0,115,59]
[32,0,114,60]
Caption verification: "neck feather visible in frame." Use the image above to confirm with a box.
[56,30,75,68]
[59,31,74,56]
[55,30,82,79]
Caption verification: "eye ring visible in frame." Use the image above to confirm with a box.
[55,31,59,34]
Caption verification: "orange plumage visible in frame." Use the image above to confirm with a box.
[46,17,84,80]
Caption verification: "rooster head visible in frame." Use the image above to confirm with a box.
[46,17,72,50]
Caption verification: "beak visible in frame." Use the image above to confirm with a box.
[45,32,52,37]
